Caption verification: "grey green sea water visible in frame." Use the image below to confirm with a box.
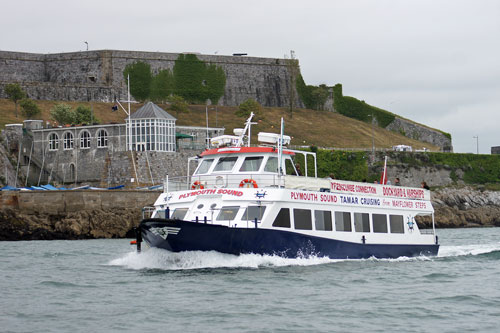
[1,228,500,333]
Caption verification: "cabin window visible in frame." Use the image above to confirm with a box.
[155,210,166,219]
[195,159,214,175]
[272,208,290,228]
[217,206,239,221]
[315,210,332,231]
[264,157,278,173]
[335,211,352,232]
[373,214,388,233]
[390,215,405,233]
[294,209,312,230]
[214,157,238,172]
[354,212,370,232]
[239,156,264,172]
[171,208,188,220]
[242,206,266,221]
[285,158,298,175]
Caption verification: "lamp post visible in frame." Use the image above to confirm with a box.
[84,41,88,51]
[473,136,479,154]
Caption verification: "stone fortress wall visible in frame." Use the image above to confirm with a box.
[0,49,450,150]
[0,50,302,108]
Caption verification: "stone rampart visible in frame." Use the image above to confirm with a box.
[0,50,303,108]
[0,190,158,214]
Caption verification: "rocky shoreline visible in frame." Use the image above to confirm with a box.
[1,187,499,241]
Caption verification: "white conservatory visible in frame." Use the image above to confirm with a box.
[126,102,176,152]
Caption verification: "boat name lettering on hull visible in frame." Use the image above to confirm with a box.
[179,189,244,199]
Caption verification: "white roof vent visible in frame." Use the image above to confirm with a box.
[210,135,239,148]
[233,128,244,136]
[258,132,291,146]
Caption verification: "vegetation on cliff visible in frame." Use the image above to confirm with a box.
[124,54,226,104]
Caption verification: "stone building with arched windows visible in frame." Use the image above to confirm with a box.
[8,102,224,187]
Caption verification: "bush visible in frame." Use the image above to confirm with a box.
[166,95,189,116]
[74,105,99,124]
[50,103,75,125]
[19,99,41,118]
[123,61,153,101]
[235,99,262,118]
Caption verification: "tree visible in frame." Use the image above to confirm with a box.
[19,99,41,118]
[173,54,207,103]
[50,103,75,125]
[203,64,226,105]
[166,95,189,116]
[74,105,98,124]
[235,99,262,118]
[123,61,153,101]
[150,69,174,103]
[285,51,299,118]
[5,83,26,118]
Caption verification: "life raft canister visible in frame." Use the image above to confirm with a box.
[239,179,258,188]
[191,181,204,190]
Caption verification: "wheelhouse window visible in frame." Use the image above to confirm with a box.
[315,210,332,231]
[97,129,108,148]
[272,208,290,228]
[80,131,91,149]
[172,208,188,220]
[264,157,278,173]
[354,212,370,232]
[63,132,74,150]
[48,133,59,151]
[294,209,312,230]
[242,206,266,221]
[285,158,298,175]
[389,215,405,234]
[195,159,214,175]
[373,214,388,233]
[217,206,239,221]
[239,156,264,172]
[214,156,238,172]
[335,211,352,232]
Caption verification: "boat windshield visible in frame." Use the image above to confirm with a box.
[239,156,264,172]
[264,157,278,173]
[194,159,214,175]
[214,156,238,172]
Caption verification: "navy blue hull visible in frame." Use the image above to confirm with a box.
[140,218,439,259]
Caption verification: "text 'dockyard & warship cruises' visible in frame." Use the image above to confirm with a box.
[138,113,439,259]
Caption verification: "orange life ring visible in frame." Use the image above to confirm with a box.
[239,179,258,188]
[191,181,204,190]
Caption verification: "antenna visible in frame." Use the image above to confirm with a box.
[236,112,255,147]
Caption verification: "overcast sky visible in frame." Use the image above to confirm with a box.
[2,0,499,153]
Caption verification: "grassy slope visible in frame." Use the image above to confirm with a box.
[0,99,439,151]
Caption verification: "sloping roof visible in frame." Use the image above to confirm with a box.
[129,102,176,121]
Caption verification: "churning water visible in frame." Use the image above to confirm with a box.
[2,228,500,332]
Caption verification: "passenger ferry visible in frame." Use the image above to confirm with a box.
[138,114,439,259]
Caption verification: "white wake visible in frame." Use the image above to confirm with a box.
[108,248,338,270]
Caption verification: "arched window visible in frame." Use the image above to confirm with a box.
[63,132,74,150]
[80,131,91,149]
[97,129,108,148]
[69,163,76,182]
[48,133,59,151]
